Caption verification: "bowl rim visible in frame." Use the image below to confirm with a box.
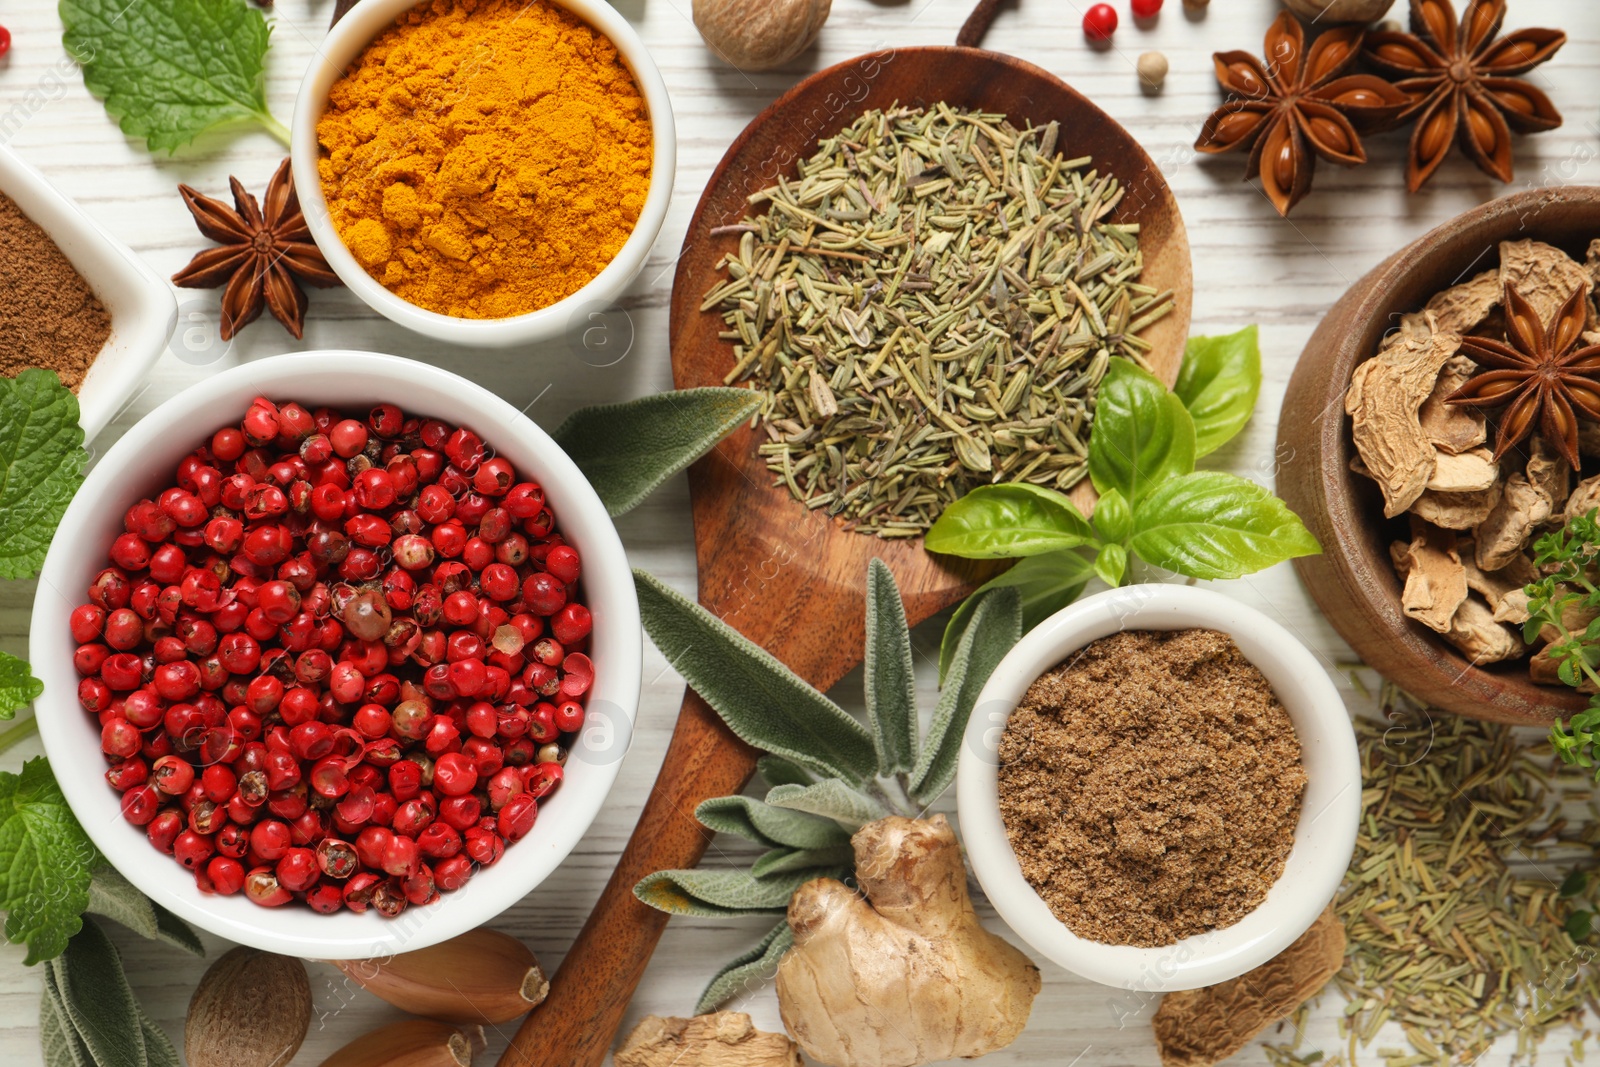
[1276,185,1600,724]
[289,0,677,348]
[0,142,176,444]
[956,584,1360,991]
[30,350,642,958]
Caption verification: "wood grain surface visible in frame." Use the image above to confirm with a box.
[0,1,1596,1065]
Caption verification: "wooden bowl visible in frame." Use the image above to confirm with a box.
[670,46,1194,598]
[1277,186,1600,725]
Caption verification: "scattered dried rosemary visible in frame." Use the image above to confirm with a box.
[1264,686,1600,1067]
[703,104,1175,536]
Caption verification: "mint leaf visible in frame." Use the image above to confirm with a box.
[0,652,42,719]
[939,551,1093,681]
[1130,471,1321,580]
[553,388,761,516]
[925,483,1098,559]
[1176,326,1263,457]
[60,0,286,152]
[0,370,87,581]
[1088,359,1196,503]
[0,758,101,963]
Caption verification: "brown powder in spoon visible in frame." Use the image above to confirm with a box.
[0,191,112,391]
[997,628,1306,947]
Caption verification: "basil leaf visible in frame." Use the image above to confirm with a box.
[553,388,760,516]
[1088,359,1196,503]
[863,559,917,775]
[695,921,794,1014]
[1176,326,1263,457]
[61,0,285,152]
[938,551,1094,681]
[1092,487,1132,545]
[0,370,87,581]
[1130,471,1321,580]
[1094,543,1128,587]
[0,652,42,719]
[925,483,1097,559]
[634,571,877,783]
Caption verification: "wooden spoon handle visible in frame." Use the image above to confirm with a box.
[497,690,759,1067]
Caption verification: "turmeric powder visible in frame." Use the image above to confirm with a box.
[316,0,652,319]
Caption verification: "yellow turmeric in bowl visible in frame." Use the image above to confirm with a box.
[316,0,652,320]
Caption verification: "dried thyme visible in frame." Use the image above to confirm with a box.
[704,104,1175,535]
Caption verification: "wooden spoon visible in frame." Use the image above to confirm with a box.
[498,34,1191,1067]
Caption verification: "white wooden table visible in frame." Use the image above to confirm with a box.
[0,0,1596,1063]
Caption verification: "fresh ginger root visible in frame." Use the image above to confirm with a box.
[775,815,1041,1067]
[614,1012,803,1067]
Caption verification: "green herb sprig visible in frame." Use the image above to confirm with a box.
[1532,510,1600,770]
[927,326,1319,676]
[632,560,1023,1012]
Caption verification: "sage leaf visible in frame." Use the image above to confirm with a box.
[939,551,1093,681]
[0,370,87,581]
[41,966,91,1067]
[1129,471,1321,580]
[750,844,856,878]
[911,588,1022,806]
[49,918,146,1067]
[757,755,815,789]
[634,571,877,783]
[87,868,204,956]
[695,921,794,1014]
[1088,359,1196,504]
[1094,542,1128,587]
[765,780,888,830]
[136,1000,181,1067]
[0,651,42,719]
[925,483,1098,559]
[864,559,916,775]
[635,866,842,917]
[1176,326,1263,457]
[553,388,760,516]
[695,796,851,851]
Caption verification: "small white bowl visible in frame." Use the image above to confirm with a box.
[289,0,676,348]
[957,584,1359,991]
[31,351,641,959]
[0,143,176,443]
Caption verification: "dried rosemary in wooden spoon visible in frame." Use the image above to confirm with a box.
[703,104,1174,536]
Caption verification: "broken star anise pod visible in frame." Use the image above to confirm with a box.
[1196,12,1409,217]
[1446,283,1600,470]
[172,158,341,341]
[1364,0,1565,192]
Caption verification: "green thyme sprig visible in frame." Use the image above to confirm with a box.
[1532,509,1600,771]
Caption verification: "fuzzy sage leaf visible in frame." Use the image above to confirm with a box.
[635,865,847,918]
[695,796,851,851]
[750,844,857,878]
[911,588,1022,805]
[554,388,760,516]
[634,570,877,782]
[1176,326,1262,457]
[48,918,147,1067]
[696,922,795,1015]
[86,867,204,956]
[40,965,89,1067]
[757,755,815,789]
[864,558,916,775]
[765,779,888,831]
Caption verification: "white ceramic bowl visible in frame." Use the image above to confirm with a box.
[0,143,176,443]
[289,0,676,348]
[957,584,1359,991]
[31,351,641,958]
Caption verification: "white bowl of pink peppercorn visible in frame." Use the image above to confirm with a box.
[30,350,640,960]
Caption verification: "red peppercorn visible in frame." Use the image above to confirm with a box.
[1083,2,1117,40]
[1131,0,1161,15]
[244,867,293,907]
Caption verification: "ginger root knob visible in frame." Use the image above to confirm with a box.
[692,0,831,71]
[776,815,1041,1067]
[615,1012,802,1067]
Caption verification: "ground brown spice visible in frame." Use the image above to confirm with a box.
[0,191,111,390]
[997,628,1306,947]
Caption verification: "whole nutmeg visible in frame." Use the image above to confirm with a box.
[186,947,311,1067]
[1280,0,1394,22]
[692,0,832,71]
[1137,51,1169,92]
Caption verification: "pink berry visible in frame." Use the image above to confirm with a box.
[1083,3,1117,40]
[1131,0,1161,17]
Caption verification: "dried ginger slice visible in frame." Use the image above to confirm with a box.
[1423,268,1502,338]
[1458,540,1536,625]
[1475,472,1553,571]
[1568,473,1600,522]
[1151,906,1345,1067]
[1527,435,1571,511]
[1418,355,1485,455]
[1346,320,1459,517]
[1410,484,1501,530]
[1426,448,1497,493]
[1500,238,1594,327]
[1390,523,1468,633]
[1447,596,1525,664]
[615,1014,803,1067]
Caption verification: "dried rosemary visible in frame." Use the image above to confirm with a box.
[703,104,1174,536]
[1264,685,1600,1067]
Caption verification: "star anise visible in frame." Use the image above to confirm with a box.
[1196,12,1409,217]
[1364,0,1565,192]
[1445,283,1600,470]
[172,158,341,341]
